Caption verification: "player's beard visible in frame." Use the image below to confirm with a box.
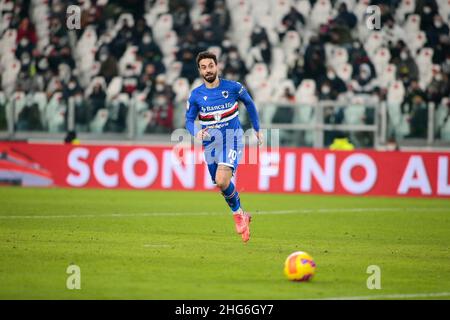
[203,71,217,83]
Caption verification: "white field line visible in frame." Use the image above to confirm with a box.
[315,291,450,300]
[143,244,172,248]
[0,207,448,220]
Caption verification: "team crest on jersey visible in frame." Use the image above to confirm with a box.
[222,91,229,98]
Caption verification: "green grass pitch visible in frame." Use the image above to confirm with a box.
[0,187,449,300]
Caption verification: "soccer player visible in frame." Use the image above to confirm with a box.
[185,51,262,243]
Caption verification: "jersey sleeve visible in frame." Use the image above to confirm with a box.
[236,82,260,132]
[185,93,200,137]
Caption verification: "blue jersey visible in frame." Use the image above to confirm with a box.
[185,78,260,144]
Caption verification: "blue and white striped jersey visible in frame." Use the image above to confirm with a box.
[185,78,260,142]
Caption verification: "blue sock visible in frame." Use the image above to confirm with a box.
[221,181,241,212]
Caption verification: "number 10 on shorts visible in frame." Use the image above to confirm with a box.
[228,149,237,162]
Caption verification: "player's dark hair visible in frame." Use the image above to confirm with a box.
[196,51,217,68]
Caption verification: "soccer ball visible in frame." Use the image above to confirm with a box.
[284,251,316,281]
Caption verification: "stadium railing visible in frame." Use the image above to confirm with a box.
[0,91,449,149]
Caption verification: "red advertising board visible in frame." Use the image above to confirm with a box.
[1,141,449,197]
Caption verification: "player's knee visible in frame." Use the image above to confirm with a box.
[216,176,230,190]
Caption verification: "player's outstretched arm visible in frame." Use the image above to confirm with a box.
[185,95,200,137]
[237,85,263,145]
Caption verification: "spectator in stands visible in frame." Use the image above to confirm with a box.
[56,46,76,70]
[15,36,34,63]
[17,100,42,131]
[73,90,89,131]
[31,54,50,92]
[179,49,198,84]
[260,38,272,66]
[78,4,104,32]
[138,63,157,93]
[16,72,33,93]
[210,0,230,34]
[152,74,175,103]
[49,16,68,50]
[442,53,450,75]
[395,48,419,87]
[46,45,71,73]
[138,32,164,68]
[99,48,119,84]
[426,70,449,105]
[148,93,174,133]
[326,16,354,45]
[318,80,335,100]
[106,101,128,133]
[178,32,201,60]
[121,64,139,96]
[317,67,347,98]
[87,82,106,123]
[63,78,82,101]
[46,76,63,98]
[251,26,270,47]
[321,3,357,46]
[110,19,134,59]
[418,0,439,31]
[425,14,450,64]
[18,51,32,74]
[324,101,345,145]
[188,22,209,52]
[304,35,326,82]
[133,17,153,45]
[408,94,429,138]
[389,39,407,62]
[349,40,370,68]
[280,86,296,105]
[351,55,377,82]
[402,80,427,114]
[16,17,37,45]
[147,74,175,133]
[288,56,305,88]
[171,1,191,36]
[271,87,295,124]
[57,63,72,87]
[425,14,449,46]
[223,46,247,82]
[332,3,357,30]
[350,63,378,95]
[200,14,224,47]
[281,6,306,34]
[381,14,407,48]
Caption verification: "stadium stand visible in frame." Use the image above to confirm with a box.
[0,0,449,146]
